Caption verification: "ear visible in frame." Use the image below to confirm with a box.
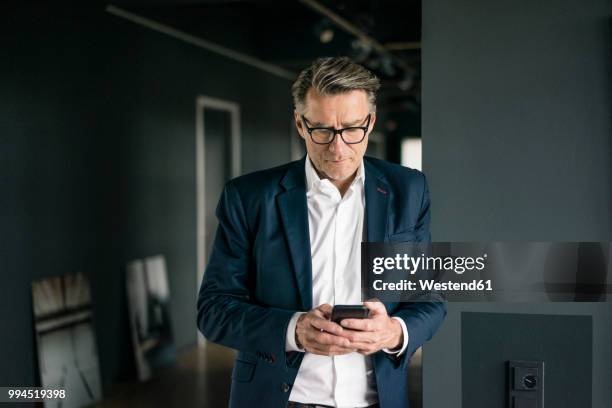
[294,111,305,140]
[368,113,377,133]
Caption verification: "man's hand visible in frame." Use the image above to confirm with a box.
[338,301,403,355]
[296,304,356,356]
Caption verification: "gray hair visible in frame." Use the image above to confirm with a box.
[291,56,381,114]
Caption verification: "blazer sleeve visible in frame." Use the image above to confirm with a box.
[391,172,447,369]
[196,181,295,362]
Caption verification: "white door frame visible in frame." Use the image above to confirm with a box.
[195,95,241,346]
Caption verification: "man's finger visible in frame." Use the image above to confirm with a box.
[310,343,356,355]
[339,328,376,343]
[312,330,351,347]
[310,317,343,335]
[303,330,338,346]
[340,318,375,331]
[351,342,378,352]
[307,345,356,356]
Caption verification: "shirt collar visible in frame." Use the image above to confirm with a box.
[305,154,365,194]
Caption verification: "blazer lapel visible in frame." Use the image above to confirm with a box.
[277,157,313,311]
[364,158,390,243]
[364,159,395,313]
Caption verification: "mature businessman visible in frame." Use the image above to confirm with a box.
[197,57,446,408]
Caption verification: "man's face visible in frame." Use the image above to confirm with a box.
[295,88,375,184]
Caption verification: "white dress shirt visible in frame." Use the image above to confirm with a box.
[284,156,408,407]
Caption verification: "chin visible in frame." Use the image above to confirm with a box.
[324,167,354,181]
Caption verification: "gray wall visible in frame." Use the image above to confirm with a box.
[1,3,293,387]
[422,0,612,407]
[423,0,611,242]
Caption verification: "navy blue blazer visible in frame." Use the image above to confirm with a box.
[197,156,446,408]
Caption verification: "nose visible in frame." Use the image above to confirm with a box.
[328,133,347,154]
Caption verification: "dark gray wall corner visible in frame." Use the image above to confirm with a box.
[422,0,612,407]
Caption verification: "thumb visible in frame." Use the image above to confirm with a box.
[316,303,333,318]
[364,299,387,316]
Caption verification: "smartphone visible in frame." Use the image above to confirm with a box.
[331,305,370,324]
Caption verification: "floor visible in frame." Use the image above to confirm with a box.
[91,343,422,408]
[92,342,234,408]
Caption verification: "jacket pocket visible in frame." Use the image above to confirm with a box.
[231,359,256,383]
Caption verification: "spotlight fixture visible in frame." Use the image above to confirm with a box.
[313,18,334,44]
[320,28,334,43]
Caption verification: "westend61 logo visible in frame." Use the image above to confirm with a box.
[371,253,488,275]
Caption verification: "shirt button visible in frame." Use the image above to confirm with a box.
[281,382,291,393]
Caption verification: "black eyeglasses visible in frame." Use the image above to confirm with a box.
[301,114,371,144]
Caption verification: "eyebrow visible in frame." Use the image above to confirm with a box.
[341,119,365,127]
[306,117,366,127]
